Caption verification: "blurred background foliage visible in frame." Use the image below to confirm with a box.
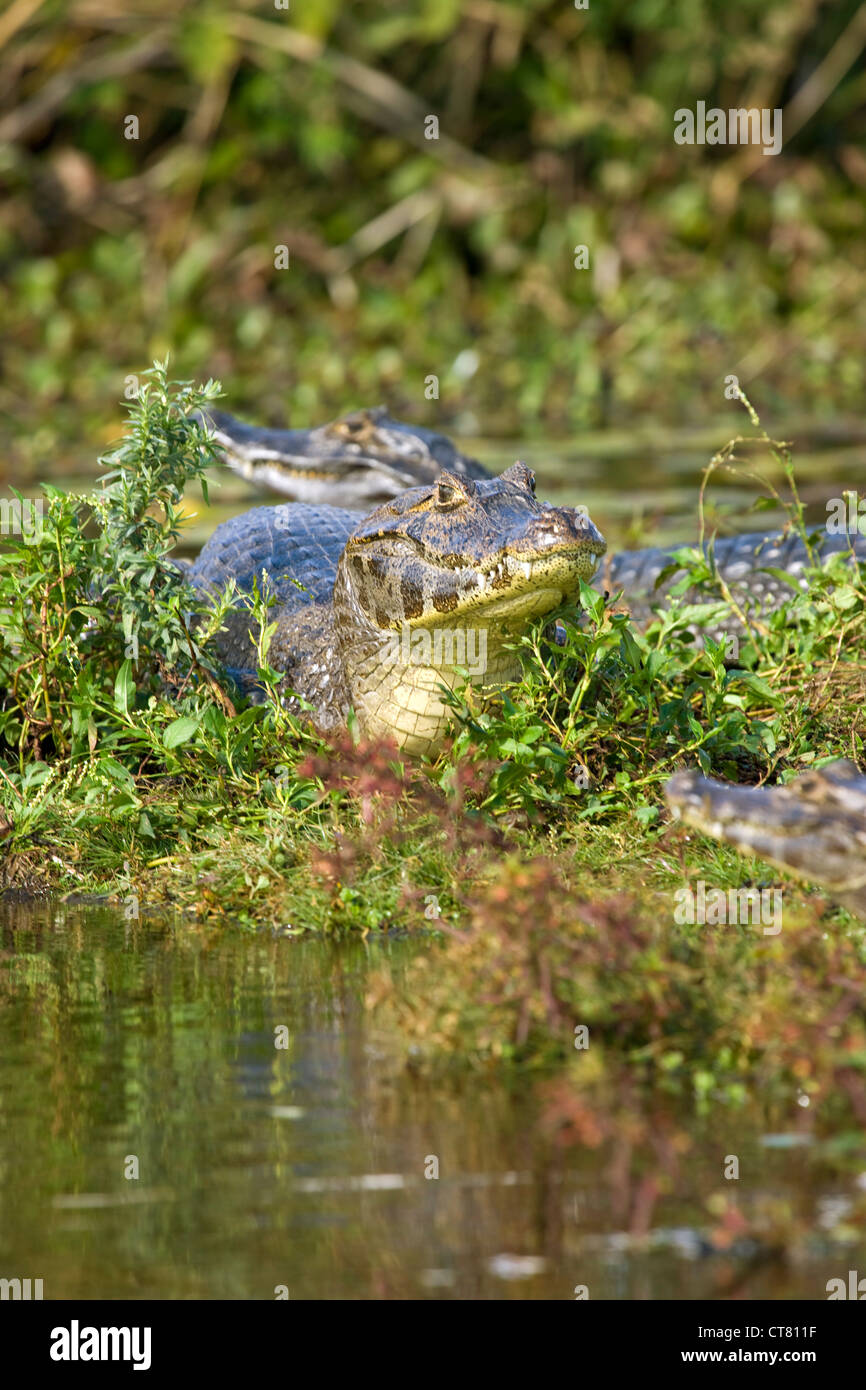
[1,0,865,481]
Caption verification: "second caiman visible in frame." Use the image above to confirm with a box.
[194,405,489,507]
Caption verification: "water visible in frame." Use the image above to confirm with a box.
[1,898,862,1300]
[10,426,866,560]
[173,433,866,558]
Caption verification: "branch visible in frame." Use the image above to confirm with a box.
[785,2,866,141]
[0,31,172,144]
[225,13,514,185]
[0,0,46,53]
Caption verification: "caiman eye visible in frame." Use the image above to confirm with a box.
[433,471,474,509]
[435,481,460,508]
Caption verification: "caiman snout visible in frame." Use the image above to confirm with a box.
[518,506,607,560]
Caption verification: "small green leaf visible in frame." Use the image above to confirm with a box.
[163,716,200,749]
[114,659,135,714]
[832,584,860,611]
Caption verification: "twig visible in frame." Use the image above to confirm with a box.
[329,189,441,272]
[710,3,866,208]
[784,3,866,143]
[0,0,46,53]
[0,31,172,144]
[225,13,512,183]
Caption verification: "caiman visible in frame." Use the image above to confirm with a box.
[194,406,489,507]
[190,462,606,755]
[665,763,866,917]
[189,448,865,756]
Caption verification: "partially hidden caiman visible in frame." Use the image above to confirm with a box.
[666,762,866,917]
[194,405,489,507]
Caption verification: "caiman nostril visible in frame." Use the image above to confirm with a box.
[528,524,560,547]
[526,513,570,546]
[525,509,605,553]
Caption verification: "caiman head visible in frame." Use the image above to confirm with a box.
[332,461,606,755]
[197,406,488,507]
[665,761,866,918]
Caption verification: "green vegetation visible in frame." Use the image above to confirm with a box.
[2,370,866,1143]
[0,363,325,856]
[2,1,866,482]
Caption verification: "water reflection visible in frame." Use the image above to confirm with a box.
[0,900,862,1300]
